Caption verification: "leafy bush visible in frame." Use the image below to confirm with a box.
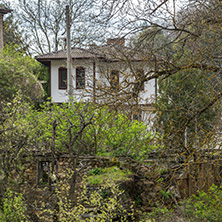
[1,188,29,222]
[38,181,134,221]
[182,184,222,222]
[87,167,104,176]
[93,108,162,160]
[16,102,161,158]
[144,206,174,222]
[142,184,222,222]
[0,44,44,103]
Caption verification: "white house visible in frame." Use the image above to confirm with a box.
[35,38,156,121]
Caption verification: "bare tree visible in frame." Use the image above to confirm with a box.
[95,0,222,115]
[17,0,102,54]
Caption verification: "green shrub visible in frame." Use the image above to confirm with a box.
[141,206,174,222]
[182,184,222,222]
[1,188,30,222]
[160,190,172,201]
[87,167,103,176]
[38,182,134,221]
[139,185,222,222]
[98,112,162,160]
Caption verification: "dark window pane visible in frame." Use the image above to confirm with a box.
[76,67,85,89]
[38,161,51,185]
[136,69,144,91]
[59,68,67,89]
[133,113,142,121]
[60,70,67,88]
[111,70,119,89]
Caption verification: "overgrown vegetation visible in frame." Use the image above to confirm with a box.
[3,100,159,157]
[141,184,222,222]
[85,166,132,185]
[0,45,45,105]
[0,189,30,222]
[1,0,222,221]
[183,184,222,222]
[37,171,134,222]
[0,92,157,221]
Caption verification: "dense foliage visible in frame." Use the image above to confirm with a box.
[0,45,44,104]
[1,99,156,221]
[156,67,220,150]
[0,189,29,222]
[4,101,159,157]
[1,0,222,221]
[143,184,222,222]
[183,184,222,222]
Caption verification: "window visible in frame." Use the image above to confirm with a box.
[133,113,142,121]
[59,67,67,89]
[110,70,119,90]
[135,69,144,91]
[76,67,85,89]
[132,109,142,121]
[38,161,51,185]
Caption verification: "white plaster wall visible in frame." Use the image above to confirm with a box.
[51,60,68,103]
[51,59,156,104]
[95,61,156,105]
[51,60,94,103]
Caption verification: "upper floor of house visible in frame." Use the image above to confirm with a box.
[35,38,157,105]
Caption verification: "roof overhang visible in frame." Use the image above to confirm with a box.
[36,57,145,65]
[0,8,13,14]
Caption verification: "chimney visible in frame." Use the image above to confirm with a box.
[0,7,12,50]
[107,38,125,46]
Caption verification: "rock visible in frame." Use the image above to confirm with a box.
[137,181,143,187]
[148,192,156,198]
[154,185,162,192]
[142,206,155,212]
[143,181,154,188]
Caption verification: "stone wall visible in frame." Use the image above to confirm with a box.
[24,153,120,186]
[14,151,222,220]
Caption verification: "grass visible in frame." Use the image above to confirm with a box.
[85,166,132,185]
